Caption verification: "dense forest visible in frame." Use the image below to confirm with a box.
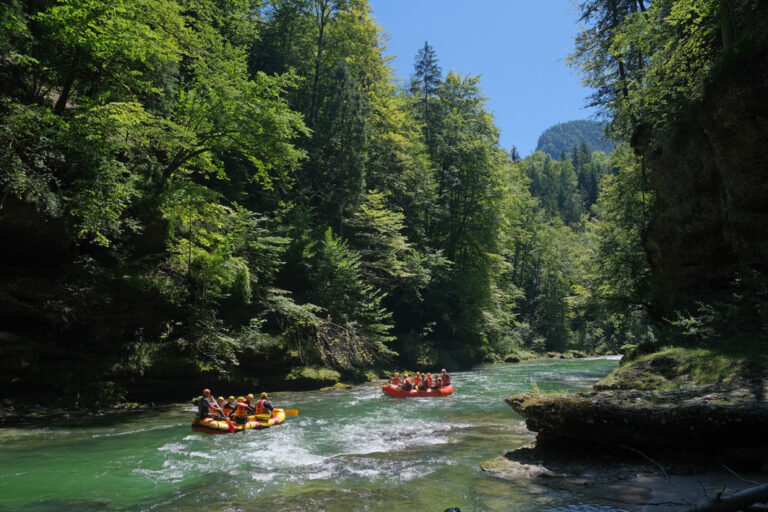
[1,0,765,405]
[535,120,615,159]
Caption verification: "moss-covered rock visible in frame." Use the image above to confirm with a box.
[502,349,538,363]
[596,346,767,391]
[507,387,768,455]
[320,382,353,391]
[284,366,341,390]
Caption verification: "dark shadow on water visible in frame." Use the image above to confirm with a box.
[6,404,183,430]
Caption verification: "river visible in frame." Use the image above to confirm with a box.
[0,357,621,511]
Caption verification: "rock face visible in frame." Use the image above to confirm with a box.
[636,45,768,321]
[506,389,768,459]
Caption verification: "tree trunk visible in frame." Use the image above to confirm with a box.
[54,55,80,115]
[617,58,630,103]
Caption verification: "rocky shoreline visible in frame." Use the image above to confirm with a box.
[482,375,768,510]
[481,443,768,511]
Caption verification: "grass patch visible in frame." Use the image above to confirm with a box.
[596,344,768,391]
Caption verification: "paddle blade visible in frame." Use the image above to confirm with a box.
[284,409,299,416]
[225,416,235,433]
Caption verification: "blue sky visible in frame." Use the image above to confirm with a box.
[368,0,597,156]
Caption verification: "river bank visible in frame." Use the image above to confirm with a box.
[486,346,768,510]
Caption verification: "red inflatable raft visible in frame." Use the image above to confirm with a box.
[382,384,454,397]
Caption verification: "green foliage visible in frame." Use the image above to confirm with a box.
[307,61,369,229]
[310,227,394,347]
[12,0,751,403]
[162,183,251,303]
[345,189,440,298]
[590,144,655,315]
[0,101,65,216]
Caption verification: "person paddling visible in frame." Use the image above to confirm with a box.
[245,393,256,414]
[223,396,236,416]
[402,374,414,391]
[440,369,451,386]
[232,396,250,425]
[390,373,400,386]
[197,388,215,419]
[214,397,227,419]
[254,392,274,417]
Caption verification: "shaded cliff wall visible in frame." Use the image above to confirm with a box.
[637,46,768,327]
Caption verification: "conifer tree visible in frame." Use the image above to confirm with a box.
[410,41,442,149]
[309,61,369,232]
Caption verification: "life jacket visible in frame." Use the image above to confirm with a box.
[390,375,400,385]
[414,375,422,387]
[441,373,451,385]
[233,402,249,420]
[254,399,270,415]
[426,374,433,387]
[223,401,236,414]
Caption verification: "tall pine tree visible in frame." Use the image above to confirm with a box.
[410,41,442,150]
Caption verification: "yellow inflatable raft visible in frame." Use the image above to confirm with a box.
[192,408,287,434]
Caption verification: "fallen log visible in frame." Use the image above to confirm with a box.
[688,483,768,512]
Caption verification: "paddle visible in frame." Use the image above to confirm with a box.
[222,408,236,433]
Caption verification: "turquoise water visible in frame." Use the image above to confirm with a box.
[0,357,622,511]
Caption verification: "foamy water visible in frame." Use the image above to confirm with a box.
[0,357,624,512]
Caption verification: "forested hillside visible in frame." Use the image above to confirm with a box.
[1,0,764,406]
[535,120,615,158]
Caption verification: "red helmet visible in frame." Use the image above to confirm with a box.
[203,388,211,395]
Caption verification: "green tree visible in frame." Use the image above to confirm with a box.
[569,0,647,137]
[420,72,510,355]
[309,228,395,358]
[410,41,442,149]
[309,61,369,232]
